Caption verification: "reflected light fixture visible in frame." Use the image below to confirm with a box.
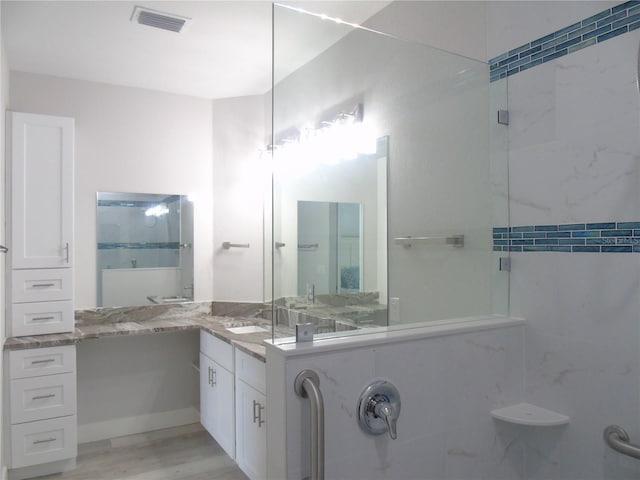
[268,104,378,180]
[145,203,169,217]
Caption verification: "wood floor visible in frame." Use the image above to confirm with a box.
[38,423,249,480]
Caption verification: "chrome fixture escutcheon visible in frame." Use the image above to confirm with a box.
[357,380,401,440]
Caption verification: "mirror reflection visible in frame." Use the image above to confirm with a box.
[272,136,388,334]
[96,192,194,307]
[297,201,362,296]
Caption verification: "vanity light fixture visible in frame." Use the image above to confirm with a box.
[271,104,375,158]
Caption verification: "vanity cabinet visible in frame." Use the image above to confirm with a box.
[6,111,75,337]
[199,331,235,459]
[5,345,77,471]
[235,349,266,480]
[5,112,77,478]
[7,112,74,270]
[199,331,267,480]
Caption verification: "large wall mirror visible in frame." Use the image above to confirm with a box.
[272,135,388,336]
[96,192,194,307]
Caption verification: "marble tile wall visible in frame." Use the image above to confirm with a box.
[499,4,640,478]
[277,325,525,480]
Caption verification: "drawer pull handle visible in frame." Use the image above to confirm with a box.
[32,437,56,445]
[32,316,55,322]
[64,242,70,263]
[32,394,56,401]
[31,283,55,288]
[212,369,217,386]
[31,359,56,365]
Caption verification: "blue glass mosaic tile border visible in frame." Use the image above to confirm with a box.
[98,242,180,250]
[493,222,640,252]
[489,1,640,82]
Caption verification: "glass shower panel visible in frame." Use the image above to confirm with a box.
[271,4,508,343]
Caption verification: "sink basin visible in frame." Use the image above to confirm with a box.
[226,325,269,334]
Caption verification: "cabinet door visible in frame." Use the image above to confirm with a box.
[235,380,266,480]
[200,353,235,459]
[9,112,74,269]
[211,359,235,460]
[199,353,215,435]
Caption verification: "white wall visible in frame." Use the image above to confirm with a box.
[212,95,267,302]
[76,331,199,443]
[487,2,640,478]
[8,72,214,308]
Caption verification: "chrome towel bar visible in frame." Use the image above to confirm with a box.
[394,235,464,248]
[295,369,324,480]
[222,242,250,249]
[604,425,640,460]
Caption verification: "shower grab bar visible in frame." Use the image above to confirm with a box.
[222,242,250,249]
[394,235,464,248]
[604,425,640,460]
[298,243,319,249]
[294,370,325,480]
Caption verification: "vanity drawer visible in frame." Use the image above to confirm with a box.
[10,372,77,424]
[10,415,77,469]
[200,330,233,372]
[235,349,266,394]
[11,268,73,303]
[9,346,76,379]
[9,300,74,337]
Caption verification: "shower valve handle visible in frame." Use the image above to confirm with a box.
[372,396,398,439]
[357,380,401,440]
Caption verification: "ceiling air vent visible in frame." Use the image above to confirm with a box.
[131,6,191,33]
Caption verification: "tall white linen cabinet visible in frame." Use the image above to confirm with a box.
[4,111,77,479]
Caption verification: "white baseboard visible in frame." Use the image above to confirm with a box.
[78,407,200,444]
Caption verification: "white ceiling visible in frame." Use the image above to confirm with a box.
[2,1,391,100]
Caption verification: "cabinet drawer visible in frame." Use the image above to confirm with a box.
[200,330,233,372]
[11,372,77,424]
[11,269,73,303]
[235,349,266,394]
[9,300,74,337]
[10,415,77,469]
[9,346,76,379]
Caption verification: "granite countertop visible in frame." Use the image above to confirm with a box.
[3,302,276,362]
